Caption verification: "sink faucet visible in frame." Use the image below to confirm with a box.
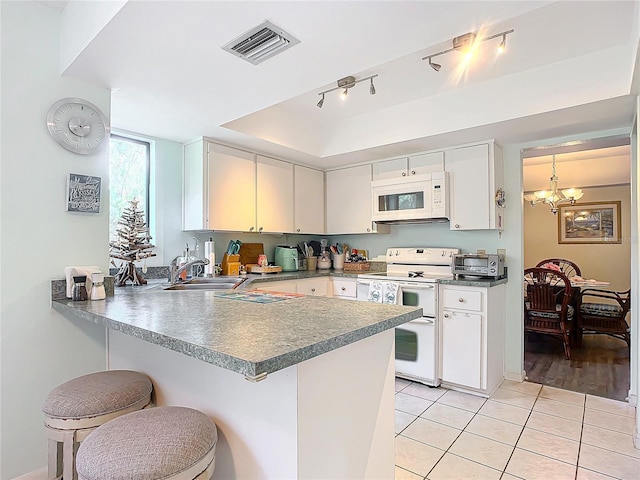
[168,255,209,285]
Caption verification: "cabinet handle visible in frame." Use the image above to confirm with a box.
[296,228,300,232]
[458,298,464,303]
[410,170,416,175]
[258,227,263,233]
[455,224,460,229]
[367,228,371,232]
[341,287,346,291]
[311,288,316,293]
[249,226,255,232]
[444,313,450,318]
[401,171,406,176]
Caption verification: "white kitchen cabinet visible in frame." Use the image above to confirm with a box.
[254,280,297,294]
[296,278,329,297]
[294,165,325,234]
[326,164,390,234]
[252,278,329,296]
[208,143,256,232]
[183,140,301,233]
[256,155,294,233]
[331,278,358,300]
[439,283,505,396]
[372,151,444,181]
[183,140,256,231]
[445,141,504,231]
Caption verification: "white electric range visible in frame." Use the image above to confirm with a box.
[356,247,459,386]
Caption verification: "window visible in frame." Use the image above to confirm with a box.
[109,135,150,240]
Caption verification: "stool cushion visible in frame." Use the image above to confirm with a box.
[76,406,218,480]
[43,370,152,420]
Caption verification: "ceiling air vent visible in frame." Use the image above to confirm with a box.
[222,21,300,65]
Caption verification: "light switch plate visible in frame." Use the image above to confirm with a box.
[477,249,486,255]
[497,248,506,257]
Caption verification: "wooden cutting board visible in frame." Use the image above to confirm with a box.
[238,243,264,265]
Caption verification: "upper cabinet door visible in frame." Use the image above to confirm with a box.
[256,155,294,233]
[183,140,206,230]
[446,143,491,230]
[372,158,408,181]
[294,165,324,234]
[409,151,444,176]
[208,143,256,232]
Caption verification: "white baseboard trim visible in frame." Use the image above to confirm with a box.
[12,466,47,480]
[634,427,640,450]
[504,370,526,382]
[628,392,637,407]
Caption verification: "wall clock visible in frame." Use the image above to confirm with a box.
[46,98,110,154]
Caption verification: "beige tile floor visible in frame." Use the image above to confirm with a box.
[395,379,639,480]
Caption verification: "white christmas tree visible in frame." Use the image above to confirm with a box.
[109,199,156,286]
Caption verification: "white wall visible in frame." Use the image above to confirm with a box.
[1,3,110,477]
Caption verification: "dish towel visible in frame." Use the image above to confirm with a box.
[64,266,101,299]
[367,281,402,305]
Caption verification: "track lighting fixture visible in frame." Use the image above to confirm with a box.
[428,58,441,71]
[316,74,378,108]
[422,28,514,71]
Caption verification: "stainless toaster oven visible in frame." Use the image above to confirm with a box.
[452,254,505,278]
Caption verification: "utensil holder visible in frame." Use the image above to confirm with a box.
[332,253,345,270]
[306,256,317,271]
[221,253,241,276]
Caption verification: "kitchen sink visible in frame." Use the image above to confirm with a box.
[162,277,247,291]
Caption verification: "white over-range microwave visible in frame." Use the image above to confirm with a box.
[371,172,449,223]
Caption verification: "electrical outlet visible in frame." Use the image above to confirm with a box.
[477,249,486,255]
[497,248,506,257]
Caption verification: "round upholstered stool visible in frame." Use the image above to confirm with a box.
[76,406,218,480]
[43,370,153,480]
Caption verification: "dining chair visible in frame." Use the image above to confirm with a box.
[577,288,631,350]
[524,267,574,359]
[535,258,582,277]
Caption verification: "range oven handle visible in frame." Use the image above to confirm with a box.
[357,279,436,290]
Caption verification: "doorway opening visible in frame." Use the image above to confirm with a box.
[522,135,632,401]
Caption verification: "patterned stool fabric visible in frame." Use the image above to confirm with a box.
[43,370,153,480]
[76,406,218,480]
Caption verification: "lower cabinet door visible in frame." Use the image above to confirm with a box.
[441,310,483,389]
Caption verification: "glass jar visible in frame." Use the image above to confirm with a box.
[72,275,88,301]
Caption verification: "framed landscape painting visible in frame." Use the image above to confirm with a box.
[558,201,621,244]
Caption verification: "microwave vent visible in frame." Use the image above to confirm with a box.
[222,21,300,65]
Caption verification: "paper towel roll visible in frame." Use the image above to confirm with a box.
[204,240,215,276]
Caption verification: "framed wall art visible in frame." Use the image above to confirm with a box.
[558,201,621,244]
[66,173,101,213]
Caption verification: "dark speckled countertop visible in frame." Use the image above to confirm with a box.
[52,279,421,381]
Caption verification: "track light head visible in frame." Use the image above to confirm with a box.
[497,34,506,54]
[317,94,324,108]
[428,58,442,71]
[370,77,376,95]
[341,88,348,99]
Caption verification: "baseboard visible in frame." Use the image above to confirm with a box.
[12,466,47,480]
[635,427,640,450]
[504,370,526,382]
[628,391,637,407]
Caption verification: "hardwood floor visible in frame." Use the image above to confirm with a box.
[524,333,630,401]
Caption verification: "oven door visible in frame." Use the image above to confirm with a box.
[356,280,439,386]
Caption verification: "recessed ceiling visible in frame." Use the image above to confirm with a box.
[60,0,639,169]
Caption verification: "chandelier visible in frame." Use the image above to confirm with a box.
[523,155,583,214]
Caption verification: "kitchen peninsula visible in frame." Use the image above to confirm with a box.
[52,285,421,479]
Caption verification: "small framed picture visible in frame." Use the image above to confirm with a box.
[558,201,621,244]
[66,173,101,213]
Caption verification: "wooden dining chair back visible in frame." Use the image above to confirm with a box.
[524,267,574,359]
[535,258,582,278]
[577,288,630,350]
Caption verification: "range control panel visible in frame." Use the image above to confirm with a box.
[386,247,460,265]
